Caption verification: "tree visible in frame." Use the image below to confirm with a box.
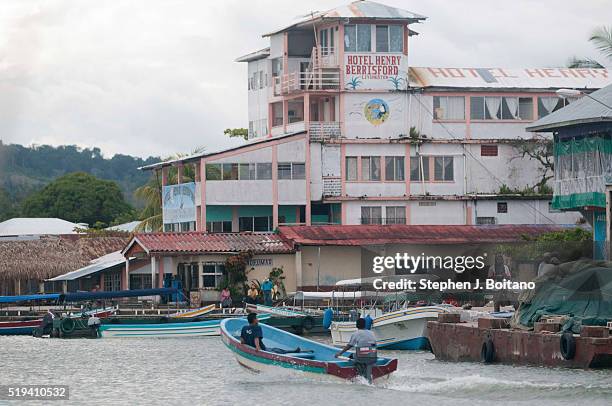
[567,25,612,68]
[20,172,135,227]
[0,187,16,221]
[510,136,554,194]
[224,128,249,141]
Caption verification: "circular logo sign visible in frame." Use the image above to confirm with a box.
[364,98,389,125]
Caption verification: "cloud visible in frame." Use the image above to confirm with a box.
[0,0,608,158]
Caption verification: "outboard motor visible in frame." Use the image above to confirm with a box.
[354,346,378,383]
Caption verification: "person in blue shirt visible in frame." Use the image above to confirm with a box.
[261,279,274,306]
[240,313,304,354]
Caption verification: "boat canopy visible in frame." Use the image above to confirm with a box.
[290,291,386,300]
[334,274,440,287]
[61,288,178,302]
[0,293,61,303]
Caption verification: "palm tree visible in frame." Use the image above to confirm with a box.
[589,26,612,61]
[134,148,203,232]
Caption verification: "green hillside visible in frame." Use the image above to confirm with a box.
[0,141,160,221]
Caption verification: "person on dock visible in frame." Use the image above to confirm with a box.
[220,287,232,308]
[261,278,273,306]
[241,313,303,354]
[335,318,377,358]
[246,283,258,304]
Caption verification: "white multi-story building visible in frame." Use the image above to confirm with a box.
[143,0,610,232]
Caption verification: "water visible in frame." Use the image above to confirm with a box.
[1,336,611,405]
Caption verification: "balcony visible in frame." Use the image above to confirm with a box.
[323,177,342,197]
[311,46,339,69]
[309,121,341,141]
[274,70,340,96]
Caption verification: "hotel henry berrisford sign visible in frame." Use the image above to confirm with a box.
[344,53,409,91]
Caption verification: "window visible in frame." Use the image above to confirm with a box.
[361,206,382,224]
[434,156,454,181]
[481,144,498,157]
[497,202,508,213]
[272,102,283,127]
[385,206,406,224]
[375,25,403,52]
[222,163,238,180]
[433,96,465,120]
[418,201,436,207]
[410,156,430,181]
[278,163,291,179]
[206,221,232,233]
[129,274,152,290]
[259,71,264,89]
[180,221,195,232]
[202,263,225,289]
[470,96,533,120]
[346,157,358,181]
[385,156,405,181]
[292,163,305,179]
[104,272,121,292]
[239,163,256,180]
[538,96,568,118]
[239,216,273,232]
[256,163,272,180]
[271,58,282,77]
[476,217,497,225]
[344,24,371,52]
[206,164,222,180]
[361,156,381,181]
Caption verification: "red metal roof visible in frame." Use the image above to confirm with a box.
[278,224,568,246]
[129,232,294,255]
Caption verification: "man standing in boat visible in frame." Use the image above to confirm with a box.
[335,318,377,358]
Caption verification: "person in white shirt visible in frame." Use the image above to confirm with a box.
[335,318,376,358]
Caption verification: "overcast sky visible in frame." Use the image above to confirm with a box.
[0,0,610,159]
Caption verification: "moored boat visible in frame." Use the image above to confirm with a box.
[331,305,447,350]
[220,318,398,382]
[0,319,42,335]
[168,304,216,319]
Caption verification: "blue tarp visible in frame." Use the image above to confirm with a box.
[61,288,178,302]
[0,293,61,303]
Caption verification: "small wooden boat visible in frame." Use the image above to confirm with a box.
[99,314,271,338]
[331,306,448,350]
[0,319,43,335]
[220,318,398,382]
[245,303,307,317]
[168,304,215,319]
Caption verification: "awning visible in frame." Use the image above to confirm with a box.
[0,293,61,303]
[47,251,128,282]
[61,288,178,302]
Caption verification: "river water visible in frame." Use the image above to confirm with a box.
[1,335,611,405]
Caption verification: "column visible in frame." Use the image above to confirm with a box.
[305,137,312,225]
[124,258,130,290]
[200,158,207,229]
[161,166,169,186]
[158,257,164,288]
[272,145,279,229]
[151,256,157,290]
[177,164,184,184]
[295,250,302,291]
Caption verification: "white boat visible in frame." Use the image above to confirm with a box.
[330,306,448,350]
[168,304,215,319]
[245,303,306,318]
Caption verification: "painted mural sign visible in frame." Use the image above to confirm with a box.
[344,53,408,90]
[248,258,273,267]
[364,98,390,125]
[162,182,196,224]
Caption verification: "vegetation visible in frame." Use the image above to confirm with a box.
[526,227,593,242]
[508,136,554,194]
[498,183,553,196]
[223,128,249,141]
[224,251,253,298]
[20,172,135,228]
[268,266,287,299]
[567,25,612,68]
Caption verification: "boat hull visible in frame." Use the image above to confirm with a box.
[98,320,221,338]
[0,319,42,335]
[331,306,447,350]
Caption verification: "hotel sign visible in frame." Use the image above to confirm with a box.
[162,182,196,224]
[344,53,408,91]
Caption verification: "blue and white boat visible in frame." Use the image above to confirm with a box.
[220,318,398,382]
[331,306,448,350]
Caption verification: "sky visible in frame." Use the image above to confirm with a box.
[0,0,610,159]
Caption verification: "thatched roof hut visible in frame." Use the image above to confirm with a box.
[0,236,129,282]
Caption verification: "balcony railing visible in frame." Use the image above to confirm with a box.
[274,70,340,96]
[311,46,338,68]
[323,177,342,197]
[309,121,341,141]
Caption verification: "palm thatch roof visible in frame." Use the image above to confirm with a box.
[0,236,129,281]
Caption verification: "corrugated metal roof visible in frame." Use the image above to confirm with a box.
[0,218,81,237]
[47,251,126,282]
[236,47,270,63]
[278,224,568,246]
[410,67,610,90]
[263,1,426,37]
[129,232,294,254]
[526,84,612,132]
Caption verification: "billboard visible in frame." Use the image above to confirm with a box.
[344,53,409,91]
[162,182,196,224]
